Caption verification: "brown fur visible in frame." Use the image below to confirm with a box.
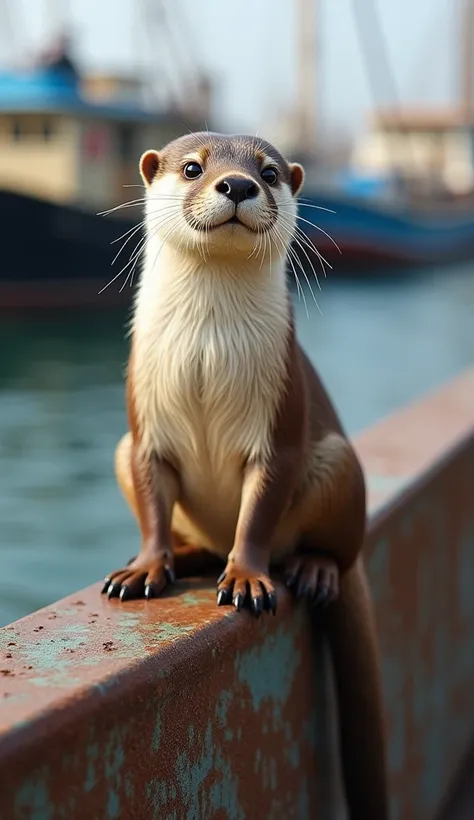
[105,132,388,819]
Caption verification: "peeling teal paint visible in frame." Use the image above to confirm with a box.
[152,713,162,753]
[1,616,199,695]
[175,722,214,804]
[215,688,233,728]
[125,776,134,800]
[285,741,300,770]
[234,618,302,728]
[15,769,52,820]
[85,743,99,792]
[296,780,310,819]
[107,790,120,820]
[209,747,245,820]
[179,590,215,607]
[4,456,473,820]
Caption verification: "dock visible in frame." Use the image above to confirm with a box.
[0,370,473,819]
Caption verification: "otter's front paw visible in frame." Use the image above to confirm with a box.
[216,567,277,616]
[101,554,175,601]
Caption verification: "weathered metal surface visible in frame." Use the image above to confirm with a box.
[0,586,327,819]
[0,370,473,820]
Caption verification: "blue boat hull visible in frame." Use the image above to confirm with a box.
[298,191,474,268]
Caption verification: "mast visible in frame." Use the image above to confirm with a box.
[0,0,18,65]
[461,0,474,113]
[295,0,318,160]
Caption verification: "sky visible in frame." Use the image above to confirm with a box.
[4,0,459,139]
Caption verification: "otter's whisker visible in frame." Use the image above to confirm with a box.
[296,197,337,214]
[111,220,147,245]
[294,224,332,272]
[278,213,332,284]
[288,243,322,314]
[295,214,342,255]
[272,216,322,311]
[278,209,333,272]
[98,199,147,216]
[110,205,182,268]
[99,211,181,294]
[111,220,148,266]
[285,242,309,318]
[99,194,185,218]
[278,220,322,292]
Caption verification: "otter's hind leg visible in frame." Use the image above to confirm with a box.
[284,550,339,607]
[283,433,366,608]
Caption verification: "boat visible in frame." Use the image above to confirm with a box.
[287,0,474,271]
[2,1,474,309]
[297,182,474,271]
[0,188,135,309]
[0,9,212,310]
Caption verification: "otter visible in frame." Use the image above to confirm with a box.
[103,132,388,819]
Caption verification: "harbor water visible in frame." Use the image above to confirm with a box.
[0,263,473,626]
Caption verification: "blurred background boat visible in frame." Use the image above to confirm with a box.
[2,0,474,304]
[292,0,474,270]
[0,0,212,308]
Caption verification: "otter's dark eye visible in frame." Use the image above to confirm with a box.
[183,162,203,180]
[261,166,278,185]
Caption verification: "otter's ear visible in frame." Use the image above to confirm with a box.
[289,162,305,197]
[139,150,161,186]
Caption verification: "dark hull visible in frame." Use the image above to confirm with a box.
[0,190,135,310]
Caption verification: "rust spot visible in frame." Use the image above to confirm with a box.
[0,670,14,677]
[7,643,16,647]
[0,373,472,820]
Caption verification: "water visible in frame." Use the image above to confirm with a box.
[0,264,473,627]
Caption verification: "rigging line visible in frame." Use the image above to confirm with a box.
[137,0,182,110]
[350,0,419,189]
[0,0,18,65]
[407,0,446,102]
[350,0,400,110]
[461,0,474,111]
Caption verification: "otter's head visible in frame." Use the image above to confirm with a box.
[139,132,304,261]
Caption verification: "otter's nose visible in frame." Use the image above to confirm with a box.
[215,176,259,205]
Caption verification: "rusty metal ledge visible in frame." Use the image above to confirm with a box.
[0,369,473,820]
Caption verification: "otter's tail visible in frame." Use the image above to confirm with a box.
[324,557,388,820]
